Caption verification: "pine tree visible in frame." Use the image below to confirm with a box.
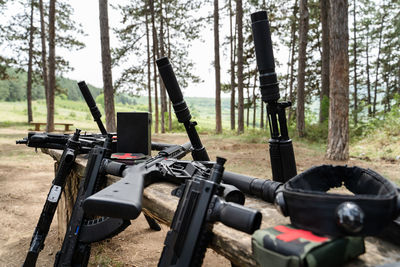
[326,0,349,160]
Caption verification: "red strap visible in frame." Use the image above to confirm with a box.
[274,225,329,243]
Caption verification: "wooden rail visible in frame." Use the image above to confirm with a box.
[44,148,400,266]
[30,122,73,132]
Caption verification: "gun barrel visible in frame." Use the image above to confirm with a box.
[78,81,107,135]
[223,171,282,203]
[251,10,279,102]
[212,197,262,234]
[156,57,184,104]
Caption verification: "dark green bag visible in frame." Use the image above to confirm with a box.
[252,224,365,267]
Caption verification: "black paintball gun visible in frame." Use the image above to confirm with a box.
[22,129,81,267]
[156,57,209,161]
[251,11,297,183]
[54,134,130,267]
[158,157,261,267]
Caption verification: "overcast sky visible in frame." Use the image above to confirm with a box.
[2,0,287,98]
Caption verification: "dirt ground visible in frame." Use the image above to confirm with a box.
[0,128,399,266]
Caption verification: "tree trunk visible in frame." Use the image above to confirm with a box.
[27,0,34,123]
[159,0,166,133]
[46,0,56,132]
[288,0,298,123]
[326,0,349,161]
[168,99,172,131]
[296,0,308,137]
[246,85,250,128]
[260,101,264,129]
[150,0,159,133]
[236,0,244,134]
[39,0,49,112]
[373,12,385,116]
[352,0,357,125]
[145,5,152,114]
[229,0,236,130]
[320,0,330,123]
[366,25,371,117]
[214,0,222,134]
[99,0,116,132]
[253,71,257,128]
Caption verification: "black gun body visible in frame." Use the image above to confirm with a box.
[17,132,173,154]
[23,131,81,267]
[156,57,209,161]
[82,143,194,220]
[54,139,130,267]
[158,159,262,267]
[251,11,297,183]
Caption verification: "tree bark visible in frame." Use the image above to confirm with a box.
[46,0,56,132]
[236,0,244,134]
[159,0,166,133]
[296,0,308,137]
[326,0,349,161]
[214,0,222,134]
[366,25,371,117]
[150,0,159,133]
[352,0,357,125]
[39,0,49,112]
[229,0,235,130]
[288,0,298,123]
[253,70,257,128]
[260,101,264,129]
[145,5,152,114]
[320,0,330,123]
[99,0,116,132]
[373,12,385,116]
[27,0,34,123]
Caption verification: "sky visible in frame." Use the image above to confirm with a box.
[2,0,288,98]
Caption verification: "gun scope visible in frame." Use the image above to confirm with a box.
[251,11,280,102]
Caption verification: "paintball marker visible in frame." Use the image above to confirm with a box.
[16,131,174,154]
[54,134,130,266]
[251,10,297,182]
[82,143,246,220]
[22,129,81,267]
[158,157,262,267]
[156,57,209,161]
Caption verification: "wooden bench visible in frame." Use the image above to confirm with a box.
[30,122,73,132]
[44,148,400,266]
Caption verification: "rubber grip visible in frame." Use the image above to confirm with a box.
[156,57,184,104]
[82,165,145,220]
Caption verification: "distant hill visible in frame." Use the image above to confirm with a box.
[0,68,137,105]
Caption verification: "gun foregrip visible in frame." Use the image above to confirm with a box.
[269,140,297,183]
[83,168,144,220]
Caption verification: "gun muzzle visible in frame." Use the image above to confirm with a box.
[251,11,279,102]
[78,81,107,135]
[209,196,262,234]
[156,57,191,123]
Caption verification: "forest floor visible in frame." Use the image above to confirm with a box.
[0,127,399,266]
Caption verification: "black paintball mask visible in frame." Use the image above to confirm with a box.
[274,165,399,236]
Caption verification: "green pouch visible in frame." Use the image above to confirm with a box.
[252,224,365,267]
